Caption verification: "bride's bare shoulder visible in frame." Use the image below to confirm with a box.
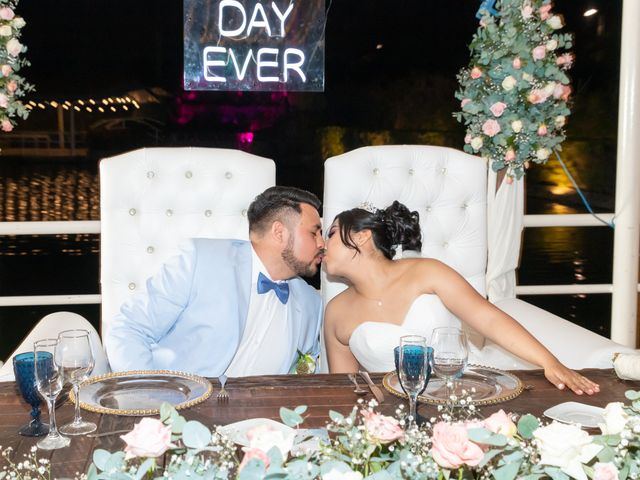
[325,288,355,318]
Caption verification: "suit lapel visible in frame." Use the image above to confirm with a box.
[234,241,252,334]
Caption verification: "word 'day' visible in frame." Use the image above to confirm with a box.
[184,0,325,92]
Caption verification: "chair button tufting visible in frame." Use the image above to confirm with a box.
[225,171,233,179]
[204,209,212,217]
[408,168,414,175]
[426,206,432,212]
[128,282,136,290]
[166,209,173,217]
[462,203,468,209]
[128,208,136,216]
[146,171,155,179]
[185,170,193,179]
[441,167,447,175]
[443,242,449,248]
[241,209,247,217]
[373,168,380,176]
[146,246,154,254]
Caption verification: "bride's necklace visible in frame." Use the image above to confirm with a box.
[357,290,384,307]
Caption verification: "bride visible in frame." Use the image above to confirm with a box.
[323,201,599,395]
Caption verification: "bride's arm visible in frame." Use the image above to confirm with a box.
[422,260,600,395]
[324,301,360,373]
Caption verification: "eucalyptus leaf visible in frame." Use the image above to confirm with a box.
[238,459,268,480]
[544,467,570,480]
[280,407,304,427]
[92,449,112,472]
[626,390,640,400]
[492,461,521,480]
[518,414,539,439]
[135,458,156,480]
[294,405,308,415]
[182,420,212,449]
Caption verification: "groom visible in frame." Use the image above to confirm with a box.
[105,186,325,377]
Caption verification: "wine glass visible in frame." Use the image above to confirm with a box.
[56,329,97,435]
[398,335,431,428]
[34,338,70,450]
[13,352,49,437]
[430,327,469,403]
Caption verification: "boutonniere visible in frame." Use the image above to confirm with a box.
[290,349,316,374]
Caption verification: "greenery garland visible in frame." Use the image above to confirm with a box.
[0,0,32,133]
[454,0,573,181]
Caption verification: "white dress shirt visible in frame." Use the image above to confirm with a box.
[224,247,290,377]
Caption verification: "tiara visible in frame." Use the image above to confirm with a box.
[359,201,377,213]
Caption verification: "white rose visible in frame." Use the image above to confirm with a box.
[599,402,628,435]
[534,422,602,480]
[246,424,294,458]
[502,75,517,91]
[546,39,558,51]
[322,469,364,480]
[512,120,523,133]
[555,115,566,128]
[0,25,11,37]
[547,15,563,29]
[6,38,22,57]
[536,148,552,160]
[544,82,557,96]
[11,16,25,29]
[522,72,533,82]
[470,136,483,151]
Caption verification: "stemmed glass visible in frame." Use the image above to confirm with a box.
[430,327,469,403]
[55,329,97,435]
[398,335,432,428]
[13,352,49,436]
[34,339,70,450]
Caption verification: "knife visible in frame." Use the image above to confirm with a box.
[358,370,385,403]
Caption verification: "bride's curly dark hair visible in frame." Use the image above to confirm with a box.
[333,200,422,259]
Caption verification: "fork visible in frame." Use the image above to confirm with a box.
[217,375,229,401]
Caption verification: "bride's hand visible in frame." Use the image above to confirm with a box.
[544,362,600,395]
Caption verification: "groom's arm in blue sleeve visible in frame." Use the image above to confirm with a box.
[105,240,198,371]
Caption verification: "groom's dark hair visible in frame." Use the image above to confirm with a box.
[248,186,321,234]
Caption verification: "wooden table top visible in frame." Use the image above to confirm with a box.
[1,369,638,478]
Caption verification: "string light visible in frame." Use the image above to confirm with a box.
[22,96,143,114]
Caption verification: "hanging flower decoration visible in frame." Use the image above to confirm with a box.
[454,0,573,181]
[0,0,32,133]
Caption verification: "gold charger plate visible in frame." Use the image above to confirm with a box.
[383,364,523,406]
[73,370,213,416]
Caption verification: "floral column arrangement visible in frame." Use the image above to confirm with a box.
[0,0,32,133]
[454,0,573,182]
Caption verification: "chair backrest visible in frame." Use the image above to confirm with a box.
[100,147,275,338]
[322,144,488,309]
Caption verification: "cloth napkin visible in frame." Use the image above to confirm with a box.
[613,353,640,380]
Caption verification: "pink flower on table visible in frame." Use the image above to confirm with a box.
[532,45,546,61]
[539,4,552,20]
[0,93,8,108]
[431,422,484,469]
[593,462,619,480]
[6,80,17,94]
[512,57,522,69]
[528,89,549,104]
[120,417,172,459]
[556,53,574,67]
[504,149,516,163]
[521,5,533,19]
[484,410,517,436]
[461,98,471,108]
[1,119,13,132]
[470,67,482,79]
[1,65,12,77]
[0,7,14,20]
[482,119,501,137]
[489,102,507,117]
[6,38,22,57]
[537,124,548,136]
[239,448,270,472]
[361,409,404,444]
[561,85,572,101]
[464,134,472,144]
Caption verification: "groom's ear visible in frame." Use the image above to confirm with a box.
[270,219,292,246]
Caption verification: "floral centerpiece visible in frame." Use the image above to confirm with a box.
[0,0,32,133]
[3,391,640,480]
[454,0,573,181]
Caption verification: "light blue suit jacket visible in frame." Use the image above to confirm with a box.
[105,239,322,377]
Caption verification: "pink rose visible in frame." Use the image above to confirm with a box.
[239,448,270,472]
[539,4,552,20]
[461,98,471,108]
[484,410,517,436]
[524,161,531,169]
[532,45,546,61]
[1,65,11,77]
[431,422,484,469]
[361,409,404,444]
[512,57,522,69]
[504,149,516,163]
[482,119,501,137]
[489,102,507,117]
[561,84,572,101]
[1,119,13,132]
[120,418,172,459]
[0,93,8,108]
[470,67,482,79]
[505,176,514,184]
[0,7,14,20]
[556,53,574,67]
[593,462,619,480]
[521,5,533,19]
[537,124,548,136]
[464,134,472,144]
[528,89,549,104]
[6,80,17,94]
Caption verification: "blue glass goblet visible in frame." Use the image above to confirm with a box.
[13,352,49,437]
[394,345,433,397]
[396,337,433,428]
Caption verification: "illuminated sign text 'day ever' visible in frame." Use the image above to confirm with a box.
[184,0,325,91]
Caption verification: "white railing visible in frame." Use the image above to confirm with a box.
[0,214,635,307]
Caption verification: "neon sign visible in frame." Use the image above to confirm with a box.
[184,0,325,91]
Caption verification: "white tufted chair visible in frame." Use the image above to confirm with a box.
[99,147,276,342]
[321,145,633,371]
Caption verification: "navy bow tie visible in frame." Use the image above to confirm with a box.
[257,272,290,304]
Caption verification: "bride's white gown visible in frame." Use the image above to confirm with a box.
[348,294,537,372]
